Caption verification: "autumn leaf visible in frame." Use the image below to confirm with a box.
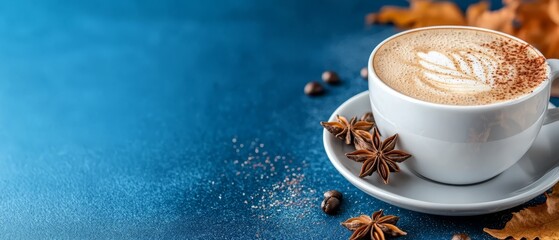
[483,184,559,240]
[465,1,489,25]
[367,0,465,28]
[550,0,559,25]
[468,2,517,35]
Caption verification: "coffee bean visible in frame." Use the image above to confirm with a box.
[321,71,340,85]
[321,190,342,215]
[321,196,340,215]
[304,81,324,96]
[360,67,368,80]
[323,190,342,200]
[451,233,471,240]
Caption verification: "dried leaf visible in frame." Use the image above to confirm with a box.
[515,20,547,51]
[369,0,465,28]
[470,4,516,35]
[514,0,556,50]
[542,26,559,59]
[483,183,559,240]
[410,0,465,28]
[372,6,418,27]
[550,0,559,25]
[466,1,489,25]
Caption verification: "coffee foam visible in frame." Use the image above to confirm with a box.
[373,28,548,105]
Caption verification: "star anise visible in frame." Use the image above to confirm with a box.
[341,210,407,240]
[345,127,411,184]
[321,113,375,147]
[360,112,375,123]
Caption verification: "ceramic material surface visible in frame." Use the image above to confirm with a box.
[368,26,559,184]
[323,91,559,216]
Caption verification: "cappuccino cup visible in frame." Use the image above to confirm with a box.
[368,26,559,185]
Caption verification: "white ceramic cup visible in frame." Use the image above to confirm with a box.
[368,26,559,185]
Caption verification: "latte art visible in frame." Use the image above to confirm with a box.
[373,28,548,105]
[417,50,501,93]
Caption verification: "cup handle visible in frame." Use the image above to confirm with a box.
[544,59,559,125]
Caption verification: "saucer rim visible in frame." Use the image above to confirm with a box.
[323,91,559,214]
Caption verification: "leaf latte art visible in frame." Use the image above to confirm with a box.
[373,28,548,105]
[416,50,514,94]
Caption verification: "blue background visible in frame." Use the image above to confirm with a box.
[0,0,557,239]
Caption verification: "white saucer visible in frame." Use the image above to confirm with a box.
[323,91,559,216]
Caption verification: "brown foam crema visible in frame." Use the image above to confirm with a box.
[373,28,548,105]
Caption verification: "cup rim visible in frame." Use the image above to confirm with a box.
[367,25,551,110]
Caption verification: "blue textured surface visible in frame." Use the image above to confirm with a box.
[0,0,557,239]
